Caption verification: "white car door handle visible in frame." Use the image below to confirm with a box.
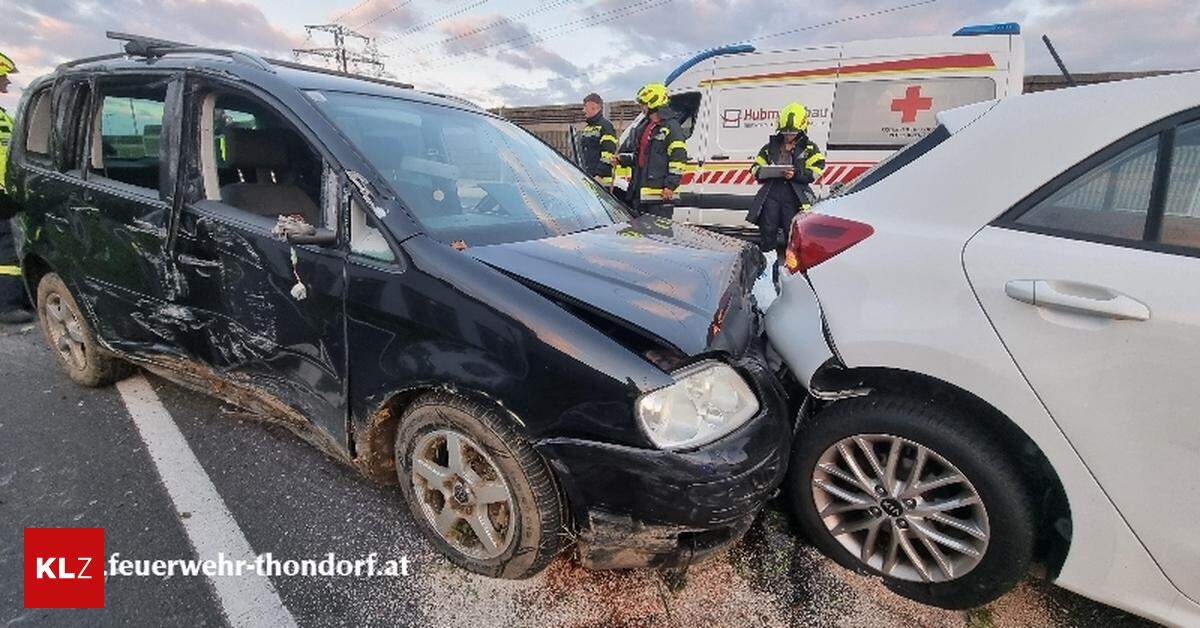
[1005,280,1150,321]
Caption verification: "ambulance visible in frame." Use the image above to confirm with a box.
[617,23,1026,234]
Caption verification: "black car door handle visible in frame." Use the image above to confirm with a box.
[709,154,731,161]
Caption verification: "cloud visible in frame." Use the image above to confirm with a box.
[435,12,579,77]
[1016,0,1200,73]
[0,0,303,109]
[331,0,423,36]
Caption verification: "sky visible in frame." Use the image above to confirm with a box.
[1,0,1198,111]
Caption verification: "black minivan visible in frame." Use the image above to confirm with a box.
[0,34,789,578]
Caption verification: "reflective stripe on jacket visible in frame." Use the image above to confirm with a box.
[579,114,617,180]
[619,113,688,202]
[0,107,12,191]
[746,133,825,225]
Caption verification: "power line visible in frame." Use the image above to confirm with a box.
[330,0,375,25]
[351,0,416,31]
[293,24,387,76]
[492,0,942,92]
[390,0,674,72]
[397,0,579,56]
[395,0,665,59]
[376,0,493,46]
[751,0,939,44]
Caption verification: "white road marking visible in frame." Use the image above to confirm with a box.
[116,374,298,628]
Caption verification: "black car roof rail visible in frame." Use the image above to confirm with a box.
[54,32,423,94]
[265,57,415,90]
[103,31,420,91]
[106,31,275,72]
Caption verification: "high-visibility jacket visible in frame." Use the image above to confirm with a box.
[746,133,825,225]
[0,106,12,191]
[579,113,617,184]
[618,113,688,204]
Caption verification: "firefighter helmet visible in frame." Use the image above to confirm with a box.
[0,52,16,76]
[777,102,809,133]
[636,83,668,110]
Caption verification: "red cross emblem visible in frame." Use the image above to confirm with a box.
[891,85,933,123]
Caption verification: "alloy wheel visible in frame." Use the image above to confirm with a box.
[43,293,87,372]
[411,429,515,560]
[811,433,990,583]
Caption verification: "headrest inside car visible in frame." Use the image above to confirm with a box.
[224,128,291,169]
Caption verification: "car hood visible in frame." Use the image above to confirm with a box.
[466,215,764,357]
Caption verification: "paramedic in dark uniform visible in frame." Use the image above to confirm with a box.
[615,83,687,218]
[579,93,617,186]
[746,102,825,285]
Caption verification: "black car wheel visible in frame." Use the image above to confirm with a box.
[785,394,1036,609]
[395,392,563,578]
[36,273,132,387]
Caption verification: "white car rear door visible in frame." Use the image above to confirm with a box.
[963,116,1200,603]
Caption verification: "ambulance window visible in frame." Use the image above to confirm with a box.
[668,92,701,139]
[829,78,995,150]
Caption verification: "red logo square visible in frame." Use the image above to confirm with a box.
[24,528,105,608]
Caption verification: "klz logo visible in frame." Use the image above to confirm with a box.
[24,528,105,608]
[721,109,742,128]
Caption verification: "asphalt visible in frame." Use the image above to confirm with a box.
[0,322,1155,628]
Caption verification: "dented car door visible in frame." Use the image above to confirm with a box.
[68,73,183,350]
[164,78,349,447]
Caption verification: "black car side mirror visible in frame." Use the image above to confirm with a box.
[286,228,337,246]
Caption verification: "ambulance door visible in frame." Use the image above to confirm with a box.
[694,46,840,227]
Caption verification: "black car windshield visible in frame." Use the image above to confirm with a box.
[309,91,630,246]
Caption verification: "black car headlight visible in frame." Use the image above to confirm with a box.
[636,360,759,450]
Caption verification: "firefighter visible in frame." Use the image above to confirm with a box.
[579,93,617,186]
[746,102,825,285]
[615,83,687,218]
[0,51,32,325]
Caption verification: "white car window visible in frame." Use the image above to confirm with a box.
[1015,135,1159,241]
[1161,120,1200,250]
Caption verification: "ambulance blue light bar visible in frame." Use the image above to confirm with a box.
[954,23,1021,36]
[665,44,756,85]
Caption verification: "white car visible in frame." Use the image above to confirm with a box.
[765,71,1200,624]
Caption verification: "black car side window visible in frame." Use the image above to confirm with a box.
[194,90,326,228]
[22,89,52,162]
[349,197,395,263]
[88,85,167,191]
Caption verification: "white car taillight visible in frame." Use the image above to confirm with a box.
[783,213,874,275]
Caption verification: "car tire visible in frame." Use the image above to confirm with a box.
[395,392,563,579]
[36,273,133,388]
[785,394,1035,609]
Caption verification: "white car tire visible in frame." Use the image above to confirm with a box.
[785,394,1036,609]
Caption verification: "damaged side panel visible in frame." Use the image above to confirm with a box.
[71,73,190,352]
[168,205,349,449]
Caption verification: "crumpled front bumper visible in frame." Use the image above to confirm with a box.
[536,349,791,569]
